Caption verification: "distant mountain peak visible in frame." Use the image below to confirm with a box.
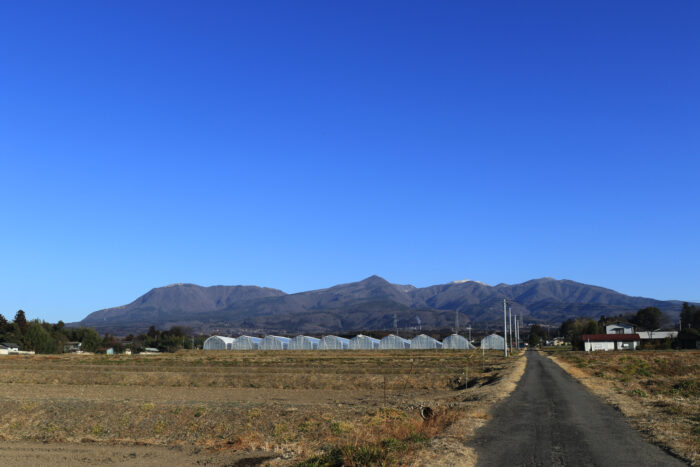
[451,279,490,286]
[361,274,387,282]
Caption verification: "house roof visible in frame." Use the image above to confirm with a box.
[583,334,641,342]
[1,342,19,348]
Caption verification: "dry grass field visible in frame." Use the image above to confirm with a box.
[0,349,525,466]
[547,350,700,466]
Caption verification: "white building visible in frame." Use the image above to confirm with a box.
[288,335,320,350]
[606,323,635,334]
[0,342,19,353]
[638,331,678,340]
[583,334,640,351]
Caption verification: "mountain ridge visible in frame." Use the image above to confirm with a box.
[76,276,691,335]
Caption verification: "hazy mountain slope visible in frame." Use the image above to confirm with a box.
[81,283,286,326]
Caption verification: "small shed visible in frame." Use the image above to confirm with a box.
[442,334,476,350]
[379,334,411,349]
[288,335,320,350]
[318,335,350,350]
[1,342,19,352]
[411,334,443,349]
[480,334,505,350]
[231,336,262,350]
[63,342,82,353]
[260,335,291,350]
[639,331,678,340]
[203,336,236,350]
[349,334,380,350]
[583,334,640,352]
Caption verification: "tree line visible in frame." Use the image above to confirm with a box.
[0,310,207,354]
[0,310,102,353]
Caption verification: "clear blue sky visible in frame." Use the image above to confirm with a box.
[1,1,698,323]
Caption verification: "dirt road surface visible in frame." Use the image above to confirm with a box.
[470,350,686,466]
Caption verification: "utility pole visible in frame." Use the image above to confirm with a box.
[468,325,472,344]
[503,299,508,357]
[455,310,459,334]
[394,313,398,337]
[508,306,513,355]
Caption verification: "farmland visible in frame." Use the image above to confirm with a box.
[547,350,700,465]
[0,350,525,466]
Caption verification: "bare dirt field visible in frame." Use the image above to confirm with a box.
[0,350,525,466]
[547,349,700,466]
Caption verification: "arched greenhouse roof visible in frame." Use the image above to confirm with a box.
[349,334,380,350]
[442,334,475,350]
[288,335,320,350]
[379,334,411,349]
[410,334,443,349]
[318,335,350,350]
[230,335,262,350]
[260,335,291,350]
[203,336,236,350]
[480,333,505,350]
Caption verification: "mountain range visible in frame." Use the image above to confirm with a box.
[75,276,691,335]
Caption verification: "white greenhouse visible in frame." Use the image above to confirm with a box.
[442,334,476,350]
[203,336,236,350]
[480,333,505,350]
[318,335,350,350]
[379,334,411,349]
[349,334,380,350]
[411,334,443,349]
[230,335,262,350]
[288,335,320,350]
[260,335,291,350]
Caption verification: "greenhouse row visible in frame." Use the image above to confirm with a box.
[203,333,505,350]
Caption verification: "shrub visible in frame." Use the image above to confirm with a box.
[671,379,700,398]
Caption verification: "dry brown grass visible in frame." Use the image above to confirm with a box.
[547,350,700,466]
[0,350,525,465]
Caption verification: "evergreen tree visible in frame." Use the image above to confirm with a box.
[14,309,28,335]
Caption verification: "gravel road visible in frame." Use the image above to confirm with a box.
[470,350,686,466]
